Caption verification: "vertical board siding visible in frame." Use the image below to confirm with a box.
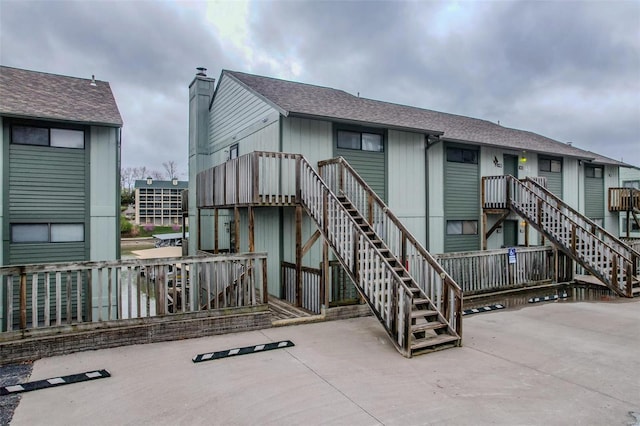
[444,147,480,253]
[335,148,386,202]
[209,76,277,147]
[585,175,604,219]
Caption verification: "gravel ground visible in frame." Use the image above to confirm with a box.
[0,362,33,425]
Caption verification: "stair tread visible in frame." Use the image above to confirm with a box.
[411,309,438,318]
[411,334,460,351]
[412,321,447,332]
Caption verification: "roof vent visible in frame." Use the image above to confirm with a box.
[90,75,97,86]
[567,142,572,146]
[196,67,207,77]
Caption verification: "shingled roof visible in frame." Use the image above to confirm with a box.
[0,66,122,127]
[225,70,625,166]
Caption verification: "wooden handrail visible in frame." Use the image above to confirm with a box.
[319,157,462,299]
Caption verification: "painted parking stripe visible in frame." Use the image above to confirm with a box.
[463,304,505,316]
[0,370,110,396]
[193,340,295,363]
[528,292,568,303]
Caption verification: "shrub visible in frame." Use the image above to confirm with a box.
[143,223,155,232]
[120,216,132,234]
[172,224,181,232]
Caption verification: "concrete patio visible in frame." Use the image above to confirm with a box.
[8,299,640,425]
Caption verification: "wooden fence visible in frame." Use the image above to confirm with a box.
[1,253,268,333]
[434,246,572,295]
[281,262,322,314]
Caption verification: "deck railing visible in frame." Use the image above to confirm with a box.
[434,246,572,294]
[281,262,322,314]
[319,157,463,328]
[197,152,298,208]
[609,187,640,212]
[482,175,638,296]
[1,253,268,332]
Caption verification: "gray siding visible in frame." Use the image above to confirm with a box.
[444,146,480,253]
[209,76,277,151]
[8,144,87,264]
[335,148,386,202]
[585,172,604,220]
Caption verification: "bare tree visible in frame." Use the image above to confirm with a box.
[120,167,135,191]
[149,170,165,180]
[163,161,179,180]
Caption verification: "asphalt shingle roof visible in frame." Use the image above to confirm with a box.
[0,66,122,127]
[225,70,626,166]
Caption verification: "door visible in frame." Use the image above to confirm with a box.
[503,155,518,178]
[503,220,518,247]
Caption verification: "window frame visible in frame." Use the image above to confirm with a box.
[446,147,478,164]
[336,127,385,153]
[10,123,86,149]
[10,223,85,244]
[229,143,239,160]
[446,220,479,235]
[585,165,603,178]
[539,157,562,173]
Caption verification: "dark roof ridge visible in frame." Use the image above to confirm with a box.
[1,65,104,84]
[224,69,353,97]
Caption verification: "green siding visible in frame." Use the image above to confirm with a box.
[444,147,480,253]
[335,148,386,202]
[585,175,604,219]
[8,144,87,264]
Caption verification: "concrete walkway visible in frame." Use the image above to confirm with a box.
[10,299,640,425]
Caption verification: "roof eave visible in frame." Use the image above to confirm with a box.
[0,112,123,128]
[288,111,444,136]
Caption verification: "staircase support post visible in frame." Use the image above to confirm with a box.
[214,208,219,254]
[322,240,329,308]
[295,205,303,308]
[248,206,255,252]
[234,207,240,253]
[197,208,202,251]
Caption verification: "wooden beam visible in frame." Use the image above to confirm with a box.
[234,207,240,253]
[301,230,321,258]
[214,208,219,254]
[197,208,202,251]
[485,210,510,241]
[322,240,329,309]
[248,206,255,252]
[295,205,302,307]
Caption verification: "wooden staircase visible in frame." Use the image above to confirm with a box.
[483,176,639,297]
[299,157,462,357]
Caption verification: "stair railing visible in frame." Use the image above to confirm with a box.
[500,176,637,296]
[523,178,639,259]
[297,156,416,355]
[318,157,462,336]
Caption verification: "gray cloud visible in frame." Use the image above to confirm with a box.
[1,0,638,170]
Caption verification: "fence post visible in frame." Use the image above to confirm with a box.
[252,152,259,204]
[262,257,268,304]
[20,271,27,330]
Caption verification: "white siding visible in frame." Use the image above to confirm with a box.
[209,76,278,152]
[282,117,333,166]
[563,158,580,211]
[604,165,619,235]
[427,142,445,253]
[387,130,426,245]
[90,126,118,262]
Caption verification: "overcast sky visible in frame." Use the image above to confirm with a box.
[1,0,639,175]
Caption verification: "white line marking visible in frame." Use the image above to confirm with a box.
[229,349,240,355]
[254,345,265,351]
[48,377,66,384]
[5,385,24,392]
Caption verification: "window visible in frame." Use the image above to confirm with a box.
[623,180,640,189]
[622,221,640,232]
[446,220,478,235]
[337,130,384,152]
[539,158,562,173]
[446,147,478,164]
[585,165,603,178]
[229,143,239,160]
[11,223,84,243]
[12,125,84,149]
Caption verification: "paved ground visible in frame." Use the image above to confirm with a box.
[7,299,640,425]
